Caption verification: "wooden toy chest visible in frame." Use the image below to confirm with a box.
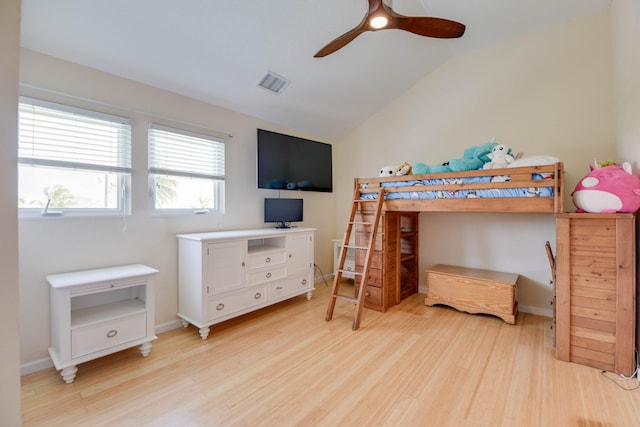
[425,264,518,324]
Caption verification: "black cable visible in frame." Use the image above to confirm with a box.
[313,263,330,287]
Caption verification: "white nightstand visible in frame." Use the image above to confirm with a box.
[47,264,158,384]
[332,238,355,279]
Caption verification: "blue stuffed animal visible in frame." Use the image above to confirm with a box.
[413,141,497,175]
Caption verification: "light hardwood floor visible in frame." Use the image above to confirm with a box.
[21,280,640,426]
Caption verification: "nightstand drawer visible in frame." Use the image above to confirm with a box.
[71,312,146,358]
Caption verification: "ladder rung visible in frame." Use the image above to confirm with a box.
[343,244,368,250]
[338,269,363,276]
[335,294,358,303]
[348,221,373,226]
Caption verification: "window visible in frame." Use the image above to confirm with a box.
[18,97,132,217]
[148,124,225,214]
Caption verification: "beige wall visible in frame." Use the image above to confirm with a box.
[1,0,22,424]
[335,11,615,315]
[18,50,337,369]
[612,0,640,165]
[610,0,640,362]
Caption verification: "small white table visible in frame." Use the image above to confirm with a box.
[332,239,355,279]
[47,264,158,383]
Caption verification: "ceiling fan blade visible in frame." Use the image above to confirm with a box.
[313,0,465,57]
[394,16,465,39]
[314,27,368,58]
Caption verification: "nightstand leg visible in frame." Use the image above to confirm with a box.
[60,366,78,384]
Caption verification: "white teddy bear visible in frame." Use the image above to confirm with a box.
[379,166,395,177]
[483,144,515,169]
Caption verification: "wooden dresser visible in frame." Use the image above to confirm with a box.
[555,212,637,375]
[354,211,418,312]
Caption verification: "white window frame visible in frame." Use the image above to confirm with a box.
[148,123,225,215]
[18,97,132,218]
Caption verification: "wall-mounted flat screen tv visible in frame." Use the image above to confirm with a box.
[264,198,303,229]
[257,129,333,192]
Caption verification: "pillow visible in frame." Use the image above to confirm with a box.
[507,155,560,168]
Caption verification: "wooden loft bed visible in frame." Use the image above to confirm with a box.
[338,162,565,322]
[355,162,564,214]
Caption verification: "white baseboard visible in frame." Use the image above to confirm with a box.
[21,320,186,376]
[21,357,54,376]
[314,274,332,287]
[155,319,184,334]
[518,304,552,318]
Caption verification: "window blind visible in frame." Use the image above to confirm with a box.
[148,124,225,180]
[18,97,132,174]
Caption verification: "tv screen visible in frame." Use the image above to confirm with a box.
[264,198,303,228]
[257,129,333,192]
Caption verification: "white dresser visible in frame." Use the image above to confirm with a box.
[47,264,158,384]
[177,227,315,339]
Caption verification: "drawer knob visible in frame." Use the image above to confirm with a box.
[216,303,225,311]
[106,329,118,338]
[276,286,283,290]
[265,257,271,263]
[365,291,370,297]
[288,253,292,258]
[266,272,272,278]
[301,279,307,285]
[254,292,262,299]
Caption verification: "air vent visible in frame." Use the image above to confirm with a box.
[258,71,290,94]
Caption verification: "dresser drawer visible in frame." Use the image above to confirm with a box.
[247,250,286,269]
[71,312,146,358]
[208,286,267,321]
[268,275,312,302]
[364,285,382,306]
[247,264,287,286]
[355,268,382,287]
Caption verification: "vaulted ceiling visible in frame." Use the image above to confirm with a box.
[20,0,611,140]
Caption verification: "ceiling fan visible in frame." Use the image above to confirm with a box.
[314,0,465,57]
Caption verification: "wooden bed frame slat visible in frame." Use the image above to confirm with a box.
[355,162,564,214]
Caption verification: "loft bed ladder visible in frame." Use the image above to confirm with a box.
[326,187,384,330]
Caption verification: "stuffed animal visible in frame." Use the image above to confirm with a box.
[483,144,515,169]
[572,161,640,213]
[395,161,412,176]
[379,166,395,177]
[413,141,497,175]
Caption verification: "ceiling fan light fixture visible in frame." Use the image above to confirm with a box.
[313,0,465,57]
[369,16,388,29]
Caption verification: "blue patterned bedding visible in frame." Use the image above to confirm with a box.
[360,174,553,200]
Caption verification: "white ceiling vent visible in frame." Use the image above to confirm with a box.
[258,71,290,94]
